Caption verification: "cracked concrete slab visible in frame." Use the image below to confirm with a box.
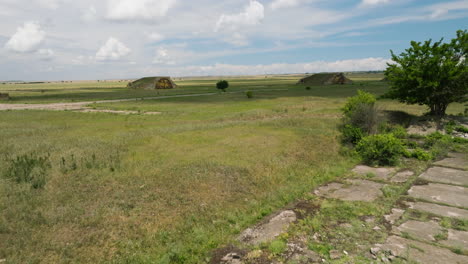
[384,208,405,225]
[409,202,468,220]
[313,182,344,196]
[434,156,468,170]
[238,210,296,245]
[392,220,442,242]
[380,235,468,264]
[326,180,384,202]
[391,170,414,183]
[408,183,468,208]
[352,165,396,181]
[441,229,468,249]
[420,166,468,186]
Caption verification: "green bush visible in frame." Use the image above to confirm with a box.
[340,90,379,145]
[356,134,405,166]
[341,124,364,144]
[404,148,433,161]
[342,90,376,117]
[380,123,407,139]
[445,120,457,134]
[4,153,51,189]
[424,132,448,147]
[246,91,253,98]
[455,125,468,133]
[305,86,311,90]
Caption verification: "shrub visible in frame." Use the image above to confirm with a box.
[246,91,253,98]
[341,124,364,145]
[405,148,433,161]
[380,123,407,139]
[4,153,51,189]
[342,90,376,117]
[347,103,380,135]
[305,86,311,90]
[340,90,379,145]
[424,131,447,147]
[216,80,229,92]
[356,134,405,166]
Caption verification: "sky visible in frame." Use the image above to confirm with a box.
[0,0,467,81]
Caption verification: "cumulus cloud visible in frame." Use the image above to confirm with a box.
[106,0,176,22]
[95,37,131,61]
[361,0,390,6]
[270,0,303,10]
[215,1,264,32]
[5,22,46,53]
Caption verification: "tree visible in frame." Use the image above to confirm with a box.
[384,30,467,116]
[216,80,229,92]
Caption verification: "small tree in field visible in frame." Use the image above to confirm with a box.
[384,30,467,116]
[216,80,229,92]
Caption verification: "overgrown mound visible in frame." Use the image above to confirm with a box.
[297,73,352,86]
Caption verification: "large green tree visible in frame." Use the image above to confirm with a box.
[385,30,467,116]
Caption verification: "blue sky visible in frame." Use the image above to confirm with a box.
[0,0,467,81]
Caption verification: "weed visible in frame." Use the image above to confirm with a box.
[4,153,50,189]
[268,239,287,256]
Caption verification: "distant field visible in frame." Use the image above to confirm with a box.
[0,73,464,263]
[0,73,384,104]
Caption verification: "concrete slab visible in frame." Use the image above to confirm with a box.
[380,235,468,264]
[384,208,405,225]
[352,165,396,181]
[327,180,384,202]
[420,166,468,186]
[434,156,468,170]
[410,202,468,220]
[391,170,414,183]
[441,229,468,249]
[408,183,468,208]
[238,210,296,245]
[448,152,468,159]
[392,220,442,242]
[313,182,344,196]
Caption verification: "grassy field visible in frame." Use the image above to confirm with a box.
[0,74,465,263]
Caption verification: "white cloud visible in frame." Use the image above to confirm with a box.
[428,1,468,19]
[82,6,97,22]
[106,0,176,22]
[95,37,131,61]
[37,48,54,60]
[5,22,46,53]
[270,0,302,10]
[152,47,174,65]
[361,0,390,6]
[147,32,165,42]
[215,1,265,32]
[36,0,66,9]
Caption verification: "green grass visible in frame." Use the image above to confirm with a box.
[0,75,465,263]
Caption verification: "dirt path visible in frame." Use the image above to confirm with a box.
[0,89,287,112]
